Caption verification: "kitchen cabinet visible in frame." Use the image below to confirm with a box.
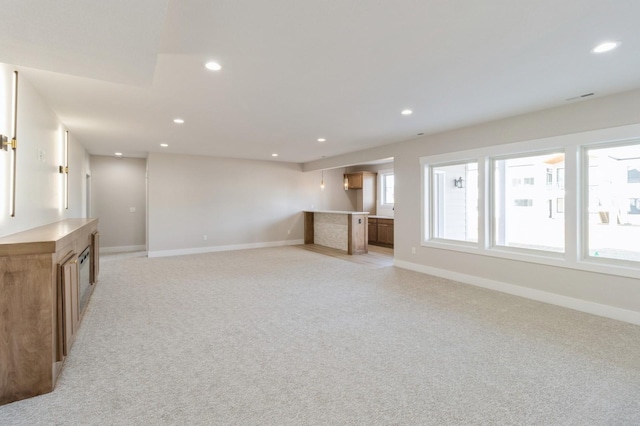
[368,217,394,248]
[344,172,363,189]
[0,219,99,406]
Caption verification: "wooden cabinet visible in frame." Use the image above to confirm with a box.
[368,219,377,243]
[58,252,79,358]
[345,172,363,189]
[0,219,99,405]
[368,217,394,248]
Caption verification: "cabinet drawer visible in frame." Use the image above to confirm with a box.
[377,218,394,226]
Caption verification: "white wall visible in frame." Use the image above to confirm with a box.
[0,63,88,237]
[147,152,353,256]
[90,156,146,250]
[303,88,640,323]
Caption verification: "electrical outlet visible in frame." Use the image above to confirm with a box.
[287,230,291,235]
[129,207,136,213]
[411,247,416,254]
[203,235,208,241]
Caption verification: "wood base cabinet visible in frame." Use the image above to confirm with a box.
[0,219,99,406]
[368,217,394,248]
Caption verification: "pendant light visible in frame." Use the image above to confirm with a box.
[320,170,325,190]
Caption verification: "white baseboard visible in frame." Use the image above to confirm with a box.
[101,245,147,254]
[148,239,304,258]
[394,259,640,326]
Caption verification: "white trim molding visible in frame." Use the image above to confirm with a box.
[148,239,304,258]
[101,245,147,254]
[394,259,640,326]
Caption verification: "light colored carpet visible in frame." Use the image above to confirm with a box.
[1,246,640,425]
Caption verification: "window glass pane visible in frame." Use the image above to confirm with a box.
[494,152,565,252]
[431,162,478,242]
[383,174,394,204]
[587,143,640,262]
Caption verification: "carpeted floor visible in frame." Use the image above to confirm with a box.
[1,246,640,425]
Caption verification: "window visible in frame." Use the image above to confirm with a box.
[586,142,640,261]
[431,162,478,242]
[381,173,394,205]
[420,130,640,279]
[557,168,565,190]
[494,152,565,252]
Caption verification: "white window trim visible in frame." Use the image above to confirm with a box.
[379,169,395,206]
[420,122,640,280]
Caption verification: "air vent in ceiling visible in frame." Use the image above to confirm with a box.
[565,93,594,101]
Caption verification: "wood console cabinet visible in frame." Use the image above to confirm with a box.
[0,219,99,405]
[368,217,394,248]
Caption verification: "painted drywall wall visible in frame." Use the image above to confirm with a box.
[0,63,88,238]
[90,156,146,250]
[303,89,640,320]
[147,153,353,255]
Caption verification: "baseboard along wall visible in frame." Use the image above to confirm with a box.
[148,239,304,258]
[394,259,640,326]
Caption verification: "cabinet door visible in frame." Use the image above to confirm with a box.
[59,253,78,357]
[368,219,377,243]
[347,173,363,189]
[378,224,389,244]
[377,220,394,246]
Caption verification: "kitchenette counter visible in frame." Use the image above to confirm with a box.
[303,210,368,254]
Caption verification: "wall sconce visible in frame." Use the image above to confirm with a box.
[320,170,325,191]
[8,70,18,217]
[59,130,69,209]
[454,177,464,188]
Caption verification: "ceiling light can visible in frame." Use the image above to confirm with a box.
[592,41,620,53]
[205,61,222,71]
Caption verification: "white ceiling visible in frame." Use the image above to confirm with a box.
[2,0,640,163]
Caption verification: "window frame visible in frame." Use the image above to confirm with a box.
[420,123,640,280]
[426,160,479,245]
[490,149,566,255]
[580,141,640,268]
[380,171,395,206]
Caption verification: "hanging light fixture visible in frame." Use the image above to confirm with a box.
[343,169,349,190]
[320,170,325,190]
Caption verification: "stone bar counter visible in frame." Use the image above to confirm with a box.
[303,210,369,255]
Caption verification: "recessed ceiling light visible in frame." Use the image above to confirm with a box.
[592,41,620,53]
[401,109,413,115]
[272,153,278,157]
[205,61,222,71]
[173,118,184,124]
[160,143,169,147]
[115,152,123,156]
[317,138,326,142]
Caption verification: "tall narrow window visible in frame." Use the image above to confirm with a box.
[381,173,395,205]
[586,142,640,262]
[493,152,565,252]
[431,162,478,242]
